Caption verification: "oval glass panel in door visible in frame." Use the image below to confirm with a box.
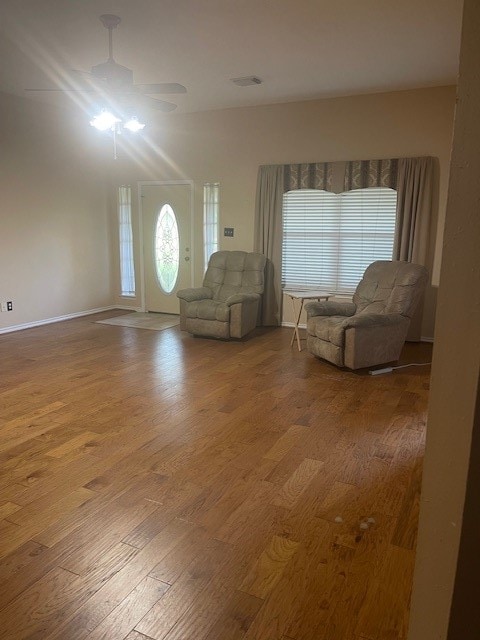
[154,204,180,293]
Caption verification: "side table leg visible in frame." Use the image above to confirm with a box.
[290,297,304,351]
[295,299,304,351]
[290,296,297,347]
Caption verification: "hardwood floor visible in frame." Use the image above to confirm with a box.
[0,311,431,640]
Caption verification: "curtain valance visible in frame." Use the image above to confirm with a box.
[344,158,399,191]
[283,162,333,192]
[273,156,407,195]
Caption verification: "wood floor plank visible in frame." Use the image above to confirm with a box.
[0,540,47,585]
[0,487,95,559]
[197,467,272,534]
[124,632,157,640]
[57,476,170,575]
[121,478,203,549]
[0,565,79,640]
[84,575,170,640]
[45,431,104,459]
[214,480,279,544]
[177,463,247,525]
[0,501,21,520]
[391,457,423,550]
[271,458,324,510]
[0,542,139,640]
[45,518,194,640]
[242,523,327,640]
[0,313,432,640]
[135,538,231,639]
[154,549,251,640]
[239,535,299,599]
[354,545,415,640]
[31,473,165,549]
[320,515,401,639]
[284,526,355,640]
[204,590,263,640]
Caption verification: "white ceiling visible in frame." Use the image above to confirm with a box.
[0,0,463,115]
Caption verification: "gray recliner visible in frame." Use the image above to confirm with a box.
[305,261,428,370]
[177,250,266,339]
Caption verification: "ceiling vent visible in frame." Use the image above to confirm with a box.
[231,76,262,87]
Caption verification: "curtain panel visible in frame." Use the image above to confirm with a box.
[393,157,434,263]
[254,156,434,328]
[254,165,285,326]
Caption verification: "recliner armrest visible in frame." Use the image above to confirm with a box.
[176,287,213,302]
[342,313,406,329]
[225,293,260,307]
[305,300,356,318]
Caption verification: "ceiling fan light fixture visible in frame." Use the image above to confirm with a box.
[25,14,185,115]
[123,117,145,133]
[90,110,121,131]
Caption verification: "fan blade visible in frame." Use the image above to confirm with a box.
[25,88,97,92]
[72,69,95,78]
[71,69,112,89]
[135,83,187,95]
[134,94,178,112]
[25,70,106,93]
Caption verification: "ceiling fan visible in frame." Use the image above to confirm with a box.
[26,14,186,113]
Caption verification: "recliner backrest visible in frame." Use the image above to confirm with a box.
[203,251,266,302]
[353,261,428,318]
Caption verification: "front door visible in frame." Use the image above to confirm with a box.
[141,182,193,314]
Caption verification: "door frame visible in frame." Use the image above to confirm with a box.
[138,180,195,313]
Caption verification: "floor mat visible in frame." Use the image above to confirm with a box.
[96,312,179,331]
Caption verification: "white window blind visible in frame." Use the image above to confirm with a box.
[203,183,219,270]
[118,185,136,297]
[282,188,397,294]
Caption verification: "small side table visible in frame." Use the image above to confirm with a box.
[284,290,332,351]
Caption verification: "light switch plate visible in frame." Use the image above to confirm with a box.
[224,227,234,237]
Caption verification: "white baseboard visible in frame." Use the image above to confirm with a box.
[114,305,143,312]
[282,321,306,329]
[0,305,139,335]
[420,336,434,343]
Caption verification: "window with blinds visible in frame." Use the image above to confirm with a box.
[118,185,136,297]
[282,187,397,294]
[203,183,220,270]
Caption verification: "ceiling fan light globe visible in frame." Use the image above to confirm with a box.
[124,117,145,132]
[90,110,120,131]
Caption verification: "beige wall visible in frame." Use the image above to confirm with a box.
[0,86,455,334]
[408,0,480,636]
[0,93,113,331]
[111,86,456,338]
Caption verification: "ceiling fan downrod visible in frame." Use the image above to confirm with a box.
[99,14,121,61]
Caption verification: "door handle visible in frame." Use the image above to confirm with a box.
[185,256,190,262]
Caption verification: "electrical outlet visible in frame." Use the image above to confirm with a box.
[224,227,234,237]
[7,301,13,311]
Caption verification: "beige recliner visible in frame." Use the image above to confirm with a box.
[305,261,428,370]
[177,250,266,339]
